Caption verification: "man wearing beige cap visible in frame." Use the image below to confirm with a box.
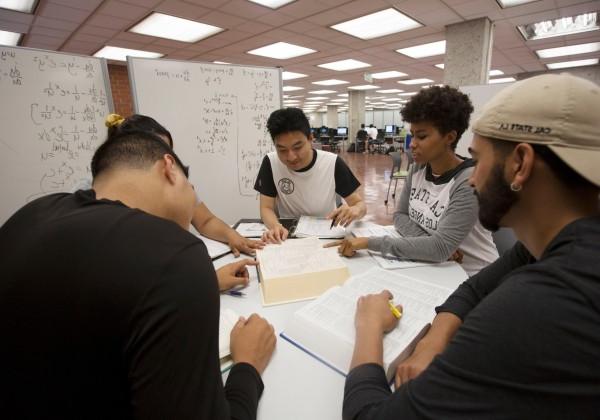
[342,73,600,419]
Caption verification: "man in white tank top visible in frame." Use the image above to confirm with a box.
[254,108,366,243]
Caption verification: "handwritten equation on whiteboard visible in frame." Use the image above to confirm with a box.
[0,48,109,208]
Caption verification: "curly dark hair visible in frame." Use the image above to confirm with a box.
[401,85,473,150]
[267,107,311,141]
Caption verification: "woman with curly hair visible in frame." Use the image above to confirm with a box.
[327,86,498,275]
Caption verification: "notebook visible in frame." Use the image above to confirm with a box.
[294,216,346,239]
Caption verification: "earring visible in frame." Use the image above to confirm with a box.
[510,183,522,192]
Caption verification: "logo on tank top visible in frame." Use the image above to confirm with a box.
[278,178,295,195]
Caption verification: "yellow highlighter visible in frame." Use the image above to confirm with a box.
[388,301,402,319]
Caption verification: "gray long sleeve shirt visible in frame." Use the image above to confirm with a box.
[368,160,498,275]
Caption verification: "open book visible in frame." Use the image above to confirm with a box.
[191,231,231,260]
[256,237,350,306]
[294,216,346,239]
[219,308,239,373]
[281,267,455,381]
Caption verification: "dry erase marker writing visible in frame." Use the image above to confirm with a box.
[388,301,402,319]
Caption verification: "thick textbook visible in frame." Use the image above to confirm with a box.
[256,237,350,305]
[219,308,238,373]
[281,267,455,380]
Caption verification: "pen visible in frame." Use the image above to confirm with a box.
[330,203,343,229]
[388,301,402,319]
[226,290,245,297]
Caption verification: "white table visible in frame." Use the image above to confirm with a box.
[216,248,467,420]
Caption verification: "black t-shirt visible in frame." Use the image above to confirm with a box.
[0,190,263,419]
[344,216,600,419]
[254,149,360,198]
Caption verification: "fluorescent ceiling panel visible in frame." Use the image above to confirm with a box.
[371,70,408,79]
[317,59,371,71]
[398,92,417,96]
[396,40,446,58]
[536,42,600,58]
[348,85,380,90]
[398,78,433,85]
[309,90,336,94]
[247,0,295,8]
[436,63,504,76]
[248,42,316,59]
[376,89,404,93]
[213,61,231,64]
[307,96,329,100]
[332,98,348,102]
[546,58,599,69]
[382,98,402,101]
[337,93,348,97]
[0,0,37,13]
[282,86,304,91]
[518,12,599,41]
[312,79,349,85]
[129,13,223,42]
[93,46,163,61]
[282,71,307,80]
[489,77,516,84]
[0,29,22,46]
[497,0,542,8]
[330,8,422,40]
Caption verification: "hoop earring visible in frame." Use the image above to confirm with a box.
[510,183,522,192]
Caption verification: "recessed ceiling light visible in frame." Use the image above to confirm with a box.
[546,58,599,69]
[518,12,599,41]
[376,89,404,93]
[282,71,308,80]
[396,40,446,58]
[382,98,402,101]
[436,63,504,77]
[368,96,384,99]
[282,86,304,91]
[326,103,340,106]
[312,79,349,86]
[0,29,22,46]
[489,77,516,84]
[309,90,336,94]
[0,0,37,13]
[398,78,433,85]
[247,0,295,8]
[348,85,380,90]
[536,42,600,58]
[248,41,316,59]
[330,8,422,40]
[337,93,348,97]
[129,13,223,42]
[332,98,348,102]
[307,96,329,100]
[317,59,371,71]
[213,61,231,64]
[497,0,541,8]
[398,92,418,96]
[371,70,408,79]
[93,46,163,61]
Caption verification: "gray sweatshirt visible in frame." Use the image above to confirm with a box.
[368,160,498,276]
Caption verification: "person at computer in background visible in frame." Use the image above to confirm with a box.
[342,74,600,420]
[326,86,498,276]
[103,114,264,259]
[254,107,366,243]
[0,130,276,419]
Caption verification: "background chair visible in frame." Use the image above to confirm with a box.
[384,152,408,205]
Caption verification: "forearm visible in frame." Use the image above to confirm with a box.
[224,363,264,420]
[194,213,237,243]
[260,206,280,230]
[413,313,461,355]
[350,325,384,371]
[350,200,367,220]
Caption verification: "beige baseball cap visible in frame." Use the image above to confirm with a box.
[472,73,600,187]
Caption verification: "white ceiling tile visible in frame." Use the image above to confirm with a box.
[99,0,149,20]
[0,19,30,33]
[33,16,80,31]
[78,24,119,38]
[86,13,131,30]
[154,0,211,19]
[0,8,35,24]
[38,3,92,23]
[48,0,104,12]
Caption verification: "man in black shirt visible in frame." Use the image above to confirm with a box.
[0,131,275,419]
[343,74,600,419]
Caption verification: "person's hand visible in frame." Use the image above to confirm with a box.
[261,224,288,244]
[448,249,464,264]
[228,233,265,257]
[230,313,276,375]
[327,204,361,227]
[355,290,402,334]
[216,258,258,291]
[323,237,368,257]
[395,346,438,388]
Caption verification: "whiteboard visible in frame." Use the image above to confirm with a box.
[128,57,282,224]
[0,46,113,225]
[457,82,513,157]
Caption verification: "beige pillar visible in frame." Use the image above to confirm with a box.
[348,90,365,144]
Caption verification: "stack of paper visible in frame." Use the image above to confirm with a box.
[294,216,346,239]
[191,231,231,259]
[219,308,239,373]
[235,222,267,238]
[256,237,349,305]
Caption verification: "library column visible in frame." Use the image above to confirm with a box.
[443,18,493,87]
[348,90,365,146]
[327,105,338,129]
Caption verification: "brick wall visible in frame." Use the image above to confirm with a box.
[107,64,133,117]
